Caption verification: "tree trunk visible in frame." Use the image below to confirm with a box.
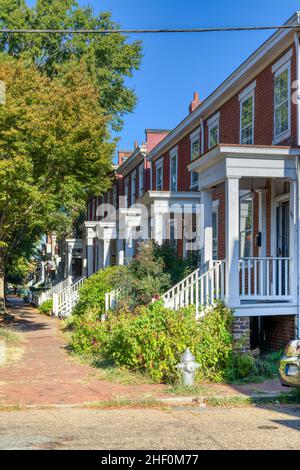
[0,247,6,314]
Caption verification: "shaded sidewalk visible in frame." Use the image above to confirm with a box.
[0,297,291,406]
[0,298,164,406]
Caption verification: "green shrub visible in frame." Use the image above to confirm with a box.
[117,242,171,309]
[70,300,235,384]
[38,299,53,316]
[154,243,200,286]
[73,265,127,317]
[228,353,257,380]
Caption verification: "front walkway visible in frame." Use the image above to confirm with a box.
[0,298,164,406]
[0,297,290,406]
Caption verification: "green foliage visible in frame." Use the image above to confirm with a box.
[0,0,142,130]
[227,349,283,383]
[154,243,200,286]
[72,265,127,317]
[117,242,171,309]
[38,299,53,316]
[70,300,236,384]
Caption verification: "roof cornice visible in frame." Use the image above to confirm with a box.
[149,12,300,161]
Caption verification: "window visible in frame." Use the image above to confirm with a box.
[208,113,220,149]
[190,130,200,188]
[240,91,254,145]
[274,65,290,141]
[131,173,136,205]
[212,203,219,260]
[169,148,178,191]
[124,178,129,208]
[138,164,144,197]
[240,192,253,258]
[156,159,163,191]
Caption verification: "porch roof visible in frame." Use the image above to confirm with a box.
[188,144,300,190]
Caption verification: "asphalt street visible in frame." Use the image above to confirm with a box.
[0,404,300,450]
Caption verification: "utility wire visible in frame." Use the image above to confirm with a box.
[0,25,300,34]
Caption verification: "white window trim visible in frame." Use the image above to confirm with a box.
[239,89,255,145]
[273,60,291,144]
[271,48,293,74]
[169,148,178,192]
[156,158,164,191]
[238,80,256,102]
[190,133,200,189]
[208,112,220,149]
[138,163,144,197]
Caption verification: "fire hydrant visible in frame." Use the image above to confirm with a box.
[176,348,199,386]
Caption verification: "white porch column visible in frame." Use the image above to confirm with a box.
[86,227,95,277]
[117,238,125,266]
[67,241,74,283]
[290,179,298,303]
[125,233,134,264]
[225,177,240,307]
[152,201,169,245]
[103,239,111,268]
[200,190,213,266]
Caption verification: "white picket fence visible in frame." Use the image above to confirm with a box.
[53,276,86,318]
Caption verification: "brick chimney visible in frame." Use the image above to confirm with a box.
[145,129,170,152]
[117,150,132,166]
[189,92,201,114]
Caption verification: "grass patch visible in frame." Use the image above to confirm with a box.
[164,383,217,397]
[230,350,283,384]
[203,390,300,407]
[69,352,155,386]
[0,326,24,366]
[84,395,162,409]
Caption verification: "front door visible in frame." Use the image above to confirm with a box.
[276,201,289,294]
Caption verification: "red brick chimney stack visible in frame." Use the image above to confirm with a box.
[189,91,201,114]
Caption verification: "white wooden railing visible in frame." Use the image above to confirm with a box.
[53,276,86,318]
[32,278,71,306]
[239,257,292,301]
[105,288,121,312]
[161,260,226,318]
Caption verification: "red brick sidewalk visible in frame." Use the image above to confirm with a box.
[0,298,164,406]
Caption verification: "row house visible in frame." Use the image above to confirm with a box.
[84,12,300,351]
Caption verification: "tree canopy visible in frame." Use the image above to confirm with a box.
[0,0,143,308]
[0,0,143,130]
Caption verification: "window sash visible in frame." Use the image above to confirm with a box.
[170,156,177,191]
[274,67,290,139]
[240,94,254,145]
[208,122,219,149]
[156,165,163,190]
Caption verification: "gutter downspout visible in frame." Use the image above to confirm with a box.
[294,32,300,338]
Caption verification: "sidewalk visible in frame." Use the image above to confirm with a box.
[0,297,292,407]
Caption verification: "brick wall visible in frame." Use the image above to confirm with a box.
[232,316,250,352]
[262,315,296,351]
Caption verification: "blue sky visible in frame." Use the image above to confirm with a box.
[27,1,300,158]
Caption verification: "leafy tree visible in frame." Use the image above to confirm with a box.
[0,0,143,130]
[0,1,142,312]
[0,54,112,311]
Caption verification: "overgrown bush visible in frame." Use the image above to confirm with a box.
[154,243,200,286]
[70,301,236,384]
[38,299,53,316]
[117,242,171,309]
[72,265,127,317]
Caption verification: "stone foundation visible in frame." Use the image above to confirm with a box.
[232,316,250,352]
